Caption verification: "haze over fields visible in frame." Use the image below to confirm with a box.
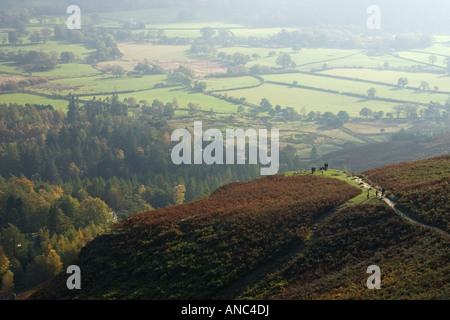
[0,0,448,305]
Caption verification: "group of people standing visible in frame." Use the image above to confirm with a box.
[311,163,328,174]
[367,187,386,199]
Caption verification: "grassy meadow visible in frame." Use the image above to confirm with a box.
[0,7,449,160]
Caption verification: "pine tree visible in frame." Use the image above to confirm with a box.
[48,205,62,234]
[185,178,197,202]
[67,96,80,124]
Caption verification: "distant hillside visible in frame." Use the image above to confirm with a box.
[25,174,361,300]
[363,155,450,231]
[320,133,450,172]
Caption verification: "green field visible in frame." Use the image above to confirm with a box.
[0,93,69,110]
[263,73,449,104]
[34,63,101,77]
[118,43,191,61]
[0,41,92,57]
[204,76,261,91]
[320,68,450,92]
[0,62,22,74]
[305,52,421,69]
[216,47,427,70]
[1,7,448,150]
[87,87,240,113]
[34,74,168,96]
[220,83,400,116]
[397,50,448,67]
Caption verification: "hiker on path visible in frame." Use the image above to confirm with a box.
[381,188,386,198]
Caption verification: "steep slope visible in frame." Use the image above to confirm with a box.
[241,203,449,300]
[23,156,450,300]
[26,174,361,300]
[363,155,450,231]
[320,133,450,172]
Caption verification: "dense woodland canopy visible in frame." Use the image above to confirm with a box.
[0,97,263,295]
[0,98,262,208]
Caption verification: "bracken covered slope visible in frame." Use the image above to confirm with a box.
[26,174,361,299]
[364,155,450,231]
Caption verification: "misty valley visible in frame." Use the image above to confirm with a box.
[0,0,448,307]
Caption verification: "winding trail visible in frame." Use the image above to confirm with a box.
[355,177,449,238]
[217,172,448,300]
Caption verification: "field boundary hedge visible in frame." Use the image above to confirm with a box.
[264,80,429,106]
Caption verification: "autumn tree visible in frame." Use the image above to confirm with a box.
[0,246,10,276]
[25,244,63,288]
[1,270,15,299]
[22,192,51,233]
[173,184,186,205]
[74,196,112,228]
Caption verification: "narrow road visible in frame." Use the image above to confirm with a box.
[356,177,449,238]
